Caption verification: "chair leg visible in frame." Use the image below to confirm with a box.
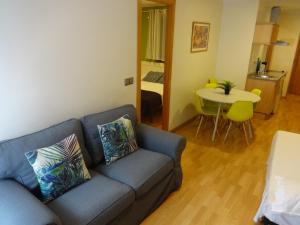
[203,116,208,128]
[193,115,200,126]
[242,122,250,145]
[195,115,204,137]
[220,118,228,131]
[213,118,220,136]
[224,121,232,142]
[248,120,253,139]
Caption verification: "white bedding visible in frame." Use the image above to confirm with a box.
[141,81,163,96]
[141,61,164,96]
[254,131,300,225]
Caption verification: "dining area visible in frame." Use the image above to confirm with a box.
[194,79,261,145]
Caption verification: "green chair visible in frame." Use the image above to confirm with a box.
[224,101,253,145]
[194,91,219,137]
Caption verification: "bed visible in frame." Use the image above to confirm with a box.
[141,81,163,96]
[254,131,300,225]
[140,61,164,121]
[141,61,164,96]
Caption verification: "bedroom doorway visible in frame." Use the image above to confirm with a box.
[289,35,300,95]
[136,0,175,130]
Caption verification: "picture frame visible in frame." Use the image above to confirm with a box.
[191,22,210,53]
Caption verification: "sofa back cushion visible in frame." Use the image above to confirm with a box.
[81,105,137,165]
[0,119,92,191]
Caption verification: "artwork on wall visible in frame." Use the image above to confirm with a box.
[191,22,210,53]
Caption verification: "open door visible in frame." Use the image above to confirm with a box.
[289,35,300,95]
[137,0,175,130]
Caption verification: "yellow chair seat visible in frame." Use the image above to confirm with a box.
[224,101,253,145]
[226,101,253,122]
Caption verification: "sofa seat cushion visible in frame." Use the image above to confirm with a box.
[95,149,174,198]
[47,171,134,225]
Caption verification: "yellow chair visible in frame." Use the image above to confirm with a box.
[251,88,262,110]
[248,88,262,138]
[204,81,219,108]
[194,91,219,137]
[208,77,217,84]
[251,88,262,96]
[205,77,218,89]
[224,101,253,145]
[205,82,218,89]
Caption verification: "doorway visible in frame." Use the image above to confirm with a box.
[289,35,300,95]
[136,0,175,130]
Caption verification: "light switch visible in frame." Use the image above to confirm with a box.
[124,77,134,86]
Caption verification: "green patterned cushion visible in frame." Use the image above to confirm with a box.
[25,134,91,202]
[98,115,138,165]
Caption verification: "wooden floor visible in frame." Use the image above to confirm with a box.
[142,94,300,225]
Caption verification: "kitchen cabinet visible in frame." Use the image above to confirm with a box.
[245,71,285,117]
[253,23,279,45]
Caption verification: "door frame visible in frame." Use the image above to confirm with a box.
[288,34,300,94]
[136,0,176,130]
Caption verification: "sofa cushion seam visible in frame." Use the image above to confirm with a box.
[86,188,134,225]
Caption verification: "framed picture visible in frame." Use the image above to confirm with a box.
[191,22,210,53]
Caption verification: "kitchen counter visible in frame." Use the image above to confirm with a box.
[248,70,286,81]
[245,70,285,117]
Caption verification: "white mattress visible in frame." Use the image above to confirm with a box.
[254,131,300,225]
[141,81,163,96]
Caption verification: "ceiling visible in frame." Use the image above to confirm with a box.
[260,0,300,12]
[141,0,166,7]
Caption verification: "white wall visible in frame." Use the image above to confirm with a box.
[270,10,300,96]
[248,2,271,74]
[0,0,136,141]
[215,0,259,88]
[169,0,223,130]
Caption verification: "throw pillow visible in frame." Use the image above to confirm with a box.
[98,115,138,165]
[143,71,164,83]
[25,134,91,202]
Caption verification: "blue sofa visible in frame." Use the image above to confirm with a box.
[0,105,186,225]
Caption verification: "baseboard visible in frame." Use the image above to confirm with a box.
[170,116,197,133]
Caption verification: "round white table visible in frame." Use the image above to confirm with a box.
[196,88,261,142]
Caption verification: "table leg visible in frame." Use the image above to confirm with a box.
[212,103,221,142]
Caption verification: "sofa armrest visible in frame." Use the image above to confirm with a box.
[0,180,61,225]
[136,124,186,166]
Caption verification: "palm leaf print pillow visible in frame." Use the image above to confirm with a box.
[98,115,138,165]
[25,134,91,202]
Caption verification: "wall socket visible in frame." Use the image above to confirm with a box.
[124,77,134,86]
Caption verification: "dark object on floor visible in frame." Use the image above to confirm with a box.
[141,90,162,122]
[263,217,279,225]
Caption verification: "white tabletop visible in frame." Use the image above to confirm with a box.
[197,88,260,104]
